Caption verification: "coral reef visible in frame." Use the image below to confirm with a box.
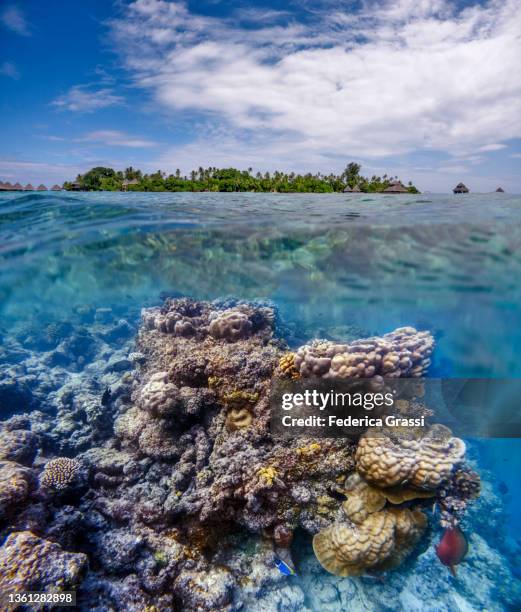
[356,424,466,490]
[0,297,513,611]
[294,327,434,378]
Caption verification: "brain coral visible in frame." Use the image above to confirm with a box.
[313,507,427,576]
[356,424,465,490]
[294,327,434,378]
[209,309,253,341]
[139,372,180,417]
[39,457,81,490]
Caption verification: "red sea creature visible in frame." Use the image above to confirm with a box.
[436,526,468,576]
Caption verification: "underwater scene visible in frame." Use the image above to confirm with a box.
[1,190,521,611]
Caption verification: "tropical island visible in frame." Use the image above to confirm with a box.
[63,163,420,194]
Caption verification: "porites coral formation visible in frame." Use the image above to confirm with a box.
[294,327,434,378]
[355,424,466,490]
[313,507,427,577]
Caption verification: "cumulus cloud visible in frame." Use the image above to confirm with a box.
[0,61,20,79]
[109,0,521,166]
[1,5,30,36]
[52,85,124,113]
[80,130,158,148]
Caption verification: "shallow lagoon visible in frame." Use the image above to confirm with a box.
[1,191,520,609]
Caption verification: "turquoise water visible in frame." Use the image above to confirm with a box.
[1,190,521,535]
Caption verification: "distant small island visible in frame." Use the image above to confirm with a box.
[63,163,420,194]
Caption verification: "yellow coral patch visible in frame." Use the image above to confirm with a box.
[257,466,278,487]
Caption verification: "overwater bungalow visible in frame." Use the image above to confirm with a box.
[37,184,48,191]
[51,184,62,191]
[496,187,505,193]
[12,182,23,191]
[0,182,13,191]
[383,180,408,194]
[70,182,82,191]
[24,183,35,191]
[453,182,469,194]
[352,184,361,192]
[343,185,353,193]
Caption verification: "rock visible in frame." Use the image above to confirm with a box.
[0,428,38,465]
[174,568,236,610]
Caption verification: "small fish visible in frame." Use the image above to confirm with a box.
[436,526,468,577]
[275,558,296,576]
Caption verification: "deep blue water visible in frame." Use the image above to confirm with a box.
[1,190,521,536]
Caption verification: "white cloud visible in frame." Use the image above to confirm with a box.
[0,61,19,79]
[52,86,124,113]
[478,143,508,152]
[80,130,158,148]
[109,0,521,167]
[1,5,30,36]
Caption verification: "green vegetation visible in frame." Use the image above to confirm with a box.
[63,162,420,193]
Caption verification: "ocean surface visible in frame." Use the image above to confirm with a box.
[1,190,520,607]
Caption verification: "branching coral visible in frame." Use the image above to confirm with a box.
[294,327,434,378]
[39,457,81,490]
[356,424,466,490]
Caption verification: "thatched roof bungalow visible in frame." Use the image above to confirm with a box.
[24,183,35,191]
[69,182,82,191]
[453,182,469,194]
[12,182,23,191]
[51,184,62,191]
[352,184,361,192]
[0,182,13,191]
[343,185,353,193]
[496,187,505,193]
[37,184,48,191]
[383,180,408,194]
[122,178,140,191]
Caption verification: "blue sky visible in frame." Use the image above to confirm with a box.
[1,0,520,191]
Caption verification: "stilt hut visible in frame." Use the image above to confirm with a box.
[496,187,505,193]
[383,180,408,194]
[37,184,48,191]
[343,185,353,193]
[51,184,62,191]
[352,184,361,192]
[453,183,469,194]
[12,182,23,191]
[0,182,13,191]
[24,183,35,191]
